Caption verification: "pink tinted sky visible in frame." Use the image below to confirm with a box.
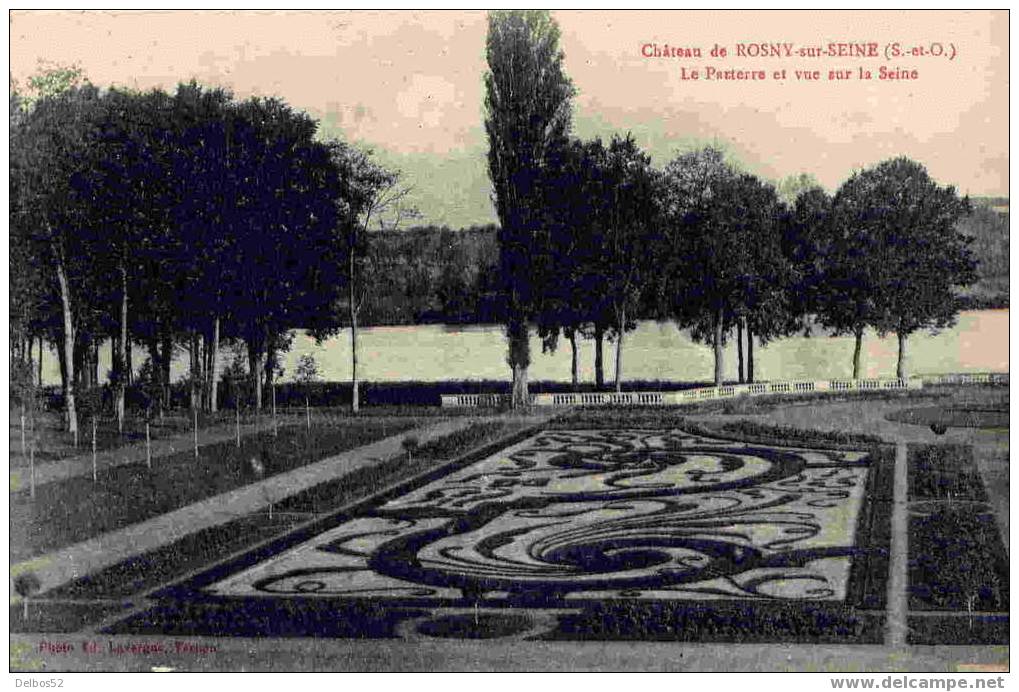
[10,10,1008,227]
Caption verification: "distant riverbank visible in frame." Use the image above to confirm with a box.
[35,310,1008,388]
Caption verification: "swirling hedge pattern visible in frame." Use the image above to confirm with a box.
[206,430,871,605]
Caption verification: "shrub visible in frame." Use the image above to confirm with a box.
[909,505,1008,611]
[908,444,986,501]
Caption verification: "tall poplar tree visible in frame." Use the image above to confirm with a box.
[484,10,575,407]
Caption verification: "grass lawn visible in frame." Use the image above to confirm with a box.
[8,405,469,468]
[10,417,422,561]
[887,406,1008,430]
[40,420,518,603]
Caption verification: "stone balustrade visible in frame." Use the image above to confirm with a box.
[439,372,1006,409]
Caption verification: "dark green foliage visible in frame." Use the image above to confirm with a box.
[10,76,349,425]
[401,435,420,456]
[956,201,1008,308]
[45,511,307,599]
[9,419,416,560]
[659,148,798,385]
[908,615,1009,645]
[830,158,977,377]
[13,572,41,598]
[909,505,1008,611]
[9,602,127,634]
[416,613,533,639]
[688,420,888,450]
[46,422,517,599]
[544,602,883,644]
[548,407,691,430]
[549,406,890,449]
[887,406,1008,430]
[356,225,499,325]
[907,444,987,501]
[412,421,505,461]
[277,422,516,516]
[485,10,575,406]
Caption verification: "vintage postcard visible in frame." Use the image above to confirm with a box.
[8,9,1009,678]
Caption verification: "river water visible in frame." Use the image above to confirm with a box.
[36,310,1008,386]
[279,309,1008,384]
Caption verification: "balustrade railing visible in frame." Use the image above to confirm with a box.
[440,373,1006,408]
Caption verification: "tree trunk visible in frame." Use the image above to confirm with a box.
[349,253,360,413]
[37,336,43,387]
[189,332,202,412]
[568,330,578,387]
[57,332,68,394]
[110,335,120,426]
[852,326,864,379]
[737,319,745,384]
[614,308,625,393]
[73,337,86,391]
[747,322,755,384]
[594,324,605,388]
[511,362,529,408]
[350,314,360,414]
[116,263,127,431]
[897,331,908,379]
[264,332,277,390]
[159,329,172,409]
[256,349,266,412]
[248,338,264,411]
[147,337,159,382]
[55,260,78,437]
[91,341,99,389]
[713,307,724,387]
[205,332,213,409]
[125,334,132,386]
[507,319,530,409]
[209,317,220,413]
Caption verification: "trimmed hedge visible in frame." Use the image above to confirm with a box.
[543,601,884,644]
[908,444,987,501]
[909,505,1008,611]
[908,614,1009,645]
[683,419,887,451]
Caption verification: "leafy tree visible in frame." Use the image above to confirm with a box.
[213,96,345,411]
[537,138,604,386]
[11,81,106,437]
[594,135,661,391]
[9,93,51,385]
[322,144,411,413]
[660,150,799,386]
[660,147,743,386]
[484,9,575,407]
[732,175,800,383]
[776,172,822,205]
[956,203,1008,304]
[294,353,320,424]
[13,76,349,427]
[805,181,879,378]
[834,158,977,378]
[69,85,187,426]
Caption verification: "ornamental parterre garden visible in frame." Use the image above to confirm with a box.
[12,389,1009,649]
[106,427,891,642]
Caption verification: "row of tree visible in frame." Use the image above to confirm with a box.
[483,10,979,406]
[10,68,402,435]
[10,19,987,420]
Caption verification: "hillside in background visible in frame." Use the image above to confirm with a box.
[961,197,1010,307]
[359,196,1008,326]
[360,224,500,326]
